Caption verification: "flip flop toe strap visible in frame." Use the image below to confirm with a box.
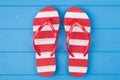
[66,19,90,57]
[33,19,58,56]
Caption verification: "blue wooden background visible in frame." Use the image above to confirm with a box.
[0,0,120,80]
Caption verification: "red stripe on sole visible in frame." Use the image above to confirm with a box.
[34,31,58,38]
[69,59,88,67]
[66,32,90,40]
[35,44,55,52]
[37,58,55,66]
[34,17,59,25]
[64,18,90,26]
[70,45,88,53]
[39,72,54,76]
[70,72,86,77]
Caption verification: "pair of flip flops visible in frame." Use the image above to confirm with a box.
[33,6,90,77]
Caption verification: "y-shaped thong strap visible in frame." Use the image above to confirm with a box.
[66,20,90,57]
[33,19,58,56]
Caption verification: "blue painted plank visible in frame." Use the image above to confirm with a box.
[0,52,120,74]
[0,29,120,51]
[0,1,120,79]
[0,75,120,80]
[0,0,120,5]
[0,6,120,28]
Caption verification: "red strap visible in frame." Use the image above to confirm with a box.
[66,19,90,57]
[33,19,58,56]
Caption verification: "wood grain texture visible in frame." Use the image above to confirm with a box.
[0,1,120,79]
[0,52,120,74]
[0,6,120,29]
[0,0,120,5]
[0,75,120,80]
[0,29,120,51]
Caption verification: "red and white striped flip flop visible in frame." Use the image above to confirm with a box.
[64,7,91,77]
[33,6,60,76]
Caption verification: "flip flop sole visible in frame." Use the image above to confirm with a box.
[33,6,60,76]
[64,7,91,77]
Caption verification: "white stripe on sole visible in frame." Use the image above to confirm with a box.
[33,24,59,32]
[69,66,87,73]
[35,11,58,18]
[65,12,89,19]
[69,39,89,46]
[69,53,88,59]
[36,52,55,59]
[37,65,55,72]
[65,25,90,33]
[34,38,55,45]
